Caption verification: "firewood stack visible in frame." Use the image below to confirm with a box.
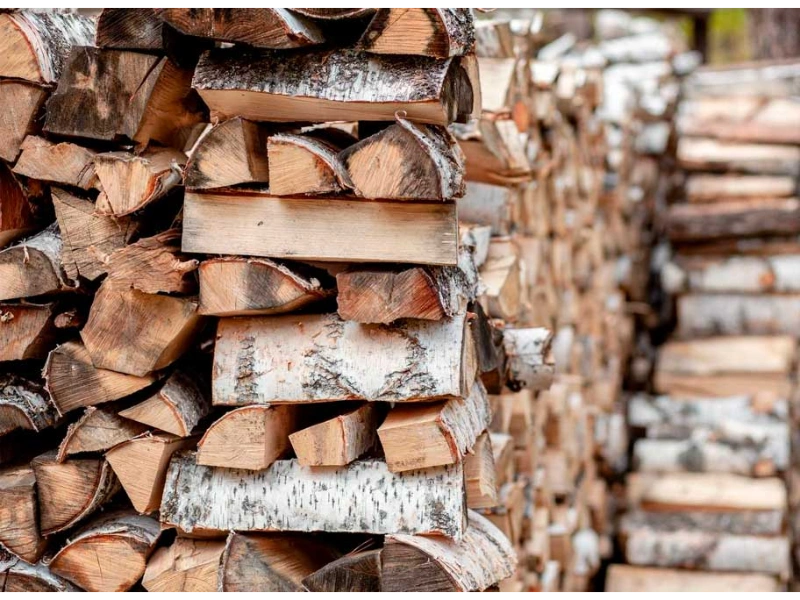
[0,8,561,592]
[606,61,800,592]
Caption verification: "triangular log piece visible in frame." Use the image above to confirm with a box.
[94,148,186,217]
[142,537,225,592]
[212,312,475,405]
[48,511,161,592]
[0,11,94,83]
[44,47,206,148]
[464,432,498,509]
[0,82,48,163]
[0,375,58,436]
[0,560,79,592]
[81,283,205,376]
[290,8,375,20]
[185,118,271,189]
[289,403,378,467]
[340,117,464,200]
[199,257,333,317]
[677,138,800,176]
[502,328,554,392]
[31,451,120,536]
[197,405,299,470]
[358,8,475,58]
[667,198,800,242]
[457,182,517,236]
[686,174,796,202]
[106,433,197,514]
[267,132,352,196]
[95,8,168,50]
[302,549,382,592]
[182,191,458,265]
[44,341,158,416]
[471,302,505,394]
[12,136,97,189]
[0,162,39,250]
[461,224,492,268]
[192,48,476,125]
[0,224,69,301]
[606,565,782,592]
[160,453,466,538]
[453,118,531,185]
[118,371,209,438]
[0,465,45,562]
[489,433,514,489]
[480,254,521,321]
[0,303,57,361]
[381,510,516,591]
[378,381,491,472]
[160,9,324,49]
[57,405,148,461]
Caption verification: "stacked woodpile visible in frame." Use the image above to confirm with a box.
[0,8,564,592]
[607,60,800,592]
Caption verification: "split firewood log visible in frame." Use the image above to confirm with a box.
[685,174,796,202]
[677,293,800,337]
[266,132,352,196]
[290,9,375,20]
[12,136,97,189]
[0,303,57,361]
[667,198,800,242]
[457,182,517,236]
[57,405,148,461]
[502,328,554,392]
[142,538,225,592]
[464,432,498,509]
[0,465,45,562]
[677,138,800,176]
[606,565,781,593]
[0,559,79,592]
[480,254,522,321]
[302,549,382,592]
[0,375,58,437]
[289,403,379,467]
[0,82,47,163]
[0,224,70,301]
[358,9,475,58]
[0,163,40,250]
[663,254,800,294]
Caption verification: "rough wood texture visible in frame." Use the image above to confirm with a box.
[57,405,148,461]
[197,405,298,470]
[48,511,161,592]
[12,136,97,189]
[0,224,68,301]
[182,191,458,266]
[457,181,516,236]
[677,293,800,337]
[667,198,800,242]
[464,432,498,509]
[266,132,351,196]
[381,510,516,591]
[606,565,781,592]
[302,549,381,592]
[480,254,521,321]
[0,82,47,163]
[679,96,800,144]
[0,11,94,83]
[0,163,38,250]
[358,9,475,58]
[503,328,554,392]
[0,465,44,562]
[44,341,158,415]
[143,538,225,592]
[677,138,800,176]
[96,8,167,50]
[0,376,57,436]
[192,48,476,125]
[685,174,796,203]
[0,559,79,592]
[199,257,332,317]
[161,453,467,538]
[664,254,800,294]
[0,303,56,361]
[212,311,475,405]
[289,403,378,466]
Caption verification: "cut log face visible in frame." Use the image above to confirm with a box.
[44,341,158,416]
[48,511,161,592]
[160,453,467,538]
[31,452,119,536]
[358,8,475,58]
[457,181,516,235]
[96,8,168,50]
[0,82,47,163]
[0,465,44,563]
[302,549,382,592]
[185,118,271,189]
[192,48,475,125]
[212,312,475,405]
[0,162,37,250]
[667,198,800,242]
[199,257,333,317]
[606,565,781,593]
[341,117,465,200]
[0,375,58,437]
[106,433,197,514]
[0,11,95,83]
[289,403,378,467]
[142,538,225,593]
[197,405,299,470]
[267,133,351,196]
[0,303,56,361]
[378,380,491,472]
[381,510,516,592]
[464,432,498,509]
[12,136,97,189]
[480,254,521,321]
[1,560,79,592]
[57,406,148,461]
[503,328,555,392]
[0,224,68,301]
[81,283,204,377]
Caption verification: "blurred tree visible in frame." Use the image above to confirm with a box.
[749,9,800,59]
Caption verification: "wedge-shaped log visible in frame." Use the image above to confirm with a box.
[667,198,800,242]
[464,432,498,509]
[302,549,382,592]
[677,293,800,337]
[0,163,38,250]
[197,405,299,470]
[192,48,476,125]
[0,465,45,562]
[480,255,521,321]
[96,8,170,50]
[199,257,332,317]
[503,328,554,392]
[664,254,800,294]
[358,8,475,58]
[13,136,97,189]
[0,225,69,301]
[213,312,475,405]
[48,512,161,592]
[186,118,271,189]
[289,403,378,466]
[45,47,205,148]
[0,82,47,163]
[106,433,196,514]
[0,303,56,361]
[606,565,782,592]
[160,453,466,538]
[31,452,119,535]
[0,560,79,592]
[143,538,225,592]
[44,341,158,415]
[160,9,323,49]
[0,11,94,83]
[686,174,796,202]
[57,406,148,461]
[0,376,58,436]
[381,510,516,591]
[267,132,351,196]
[341,117,464,200]
[183,191,458,265]
[454,118,531,185]
[677,138,800,176]
[81,283,204,376]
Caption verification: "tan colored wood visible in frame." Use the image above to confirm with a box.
[12,136,97,189]
[57,406,148,461]
[0,163,38,250]
[606,565,781,592]
[357,9,474,58]
[0,225,67,301]
[667,198,800,242]
[302,549,381,592]
[289,403,378,466]
[685,174,796,203]
[465,432,498,509]
[480,254,521,321]
[1,561,78,592]
[657,336,796,377]
[143,538,225,592]
[678,137,800,175]
[0,83,47,163]
[267,132,351,196]
[0,465,44,562]
[0,303,56,361]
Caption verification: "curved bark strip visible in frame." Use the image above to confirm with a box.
[0,303,57,362]
[1,559,79,592]
[291,8,375,20]
[267,133,352,196]
[160,453,466,538]
[382,510,516,592]
[606,565,781,592]
[0,465,44,563]
[57,405,148,461]
[502,327,554,392]
[0,83,48,163]
[289,403,378,467]
[0,224,70,302]
[302,549,382,592]
[143,537,225,592]
[0,376,58,437]
[359,9,475,58]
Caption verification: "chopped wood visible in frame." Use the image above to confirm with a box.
[291,8,375,20]
[142,538,225,592]
[677,293,800,337]
[677,138,800,176]
[212,311,476,405]
[664,254,800,294]
[0,303,56,361]
[12,136,97,189]
[106,433,197,514]
[606,565,781,592]
[340,116,465,200]
[358,9,475,58]
[48,511,161,592]
[95,8,168,50]
[197,405,299,470]
[267,132,351,196]
[0,163,38,250]
[0,560,79,592]
[503,328,555,392]
[289,403,378,467]
[0,224,69,301]
[0,375,58,436]
[457,181,517,235]
[381,510,516,592]
[81,283,205,377]
[0,465,44,562]
[0,82,47,163]
[182,191,458,266]
[464,432,498,509]
[44,341,158,415]
[378,380,491,472]
[454,118,531,185]
[685,174,796,203]
[56,405,148,461]
[480,254,521,321]
[199,256,332,317]
[192,48,476,125]
[667,198,800,242]
[160,453,467,538]
[31,452,119,535]
[302,549,381,592]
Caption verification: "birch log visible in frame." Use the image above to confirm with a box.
[685,174,796,202]
[0,376,58,436]
[664,254,800,294]
[677,138,800,176]
[358,8,475,58]
[266,132,351,196]
[0,560,79,592]
[503,328,555,392]
[0,224,69,301]
[302,549,382,592]
[0,465,44,563]
[606,565,782,592]
[160,453,467,538]
[667,198,800,242]
[142,538,225,593]
[12,136,97,189]
[633,438,783,477]
[464,432,498,509]
[57,406,148,461]
[0,303,57,362]
[289,403,378,467]
[677,293,800,337]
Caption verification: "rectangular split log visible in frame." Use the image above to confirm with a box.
[606,565,781,592]
[685,174,796,203]
[0,465,44,562]
[677,138,800,176]
[664,254,800,294]
[457,182,517,235]
[677,293,800,337]
[667,198,800,242]
[464,432,498,509]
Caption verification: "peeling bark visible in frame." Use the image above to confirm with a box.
[0,375,58,436]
